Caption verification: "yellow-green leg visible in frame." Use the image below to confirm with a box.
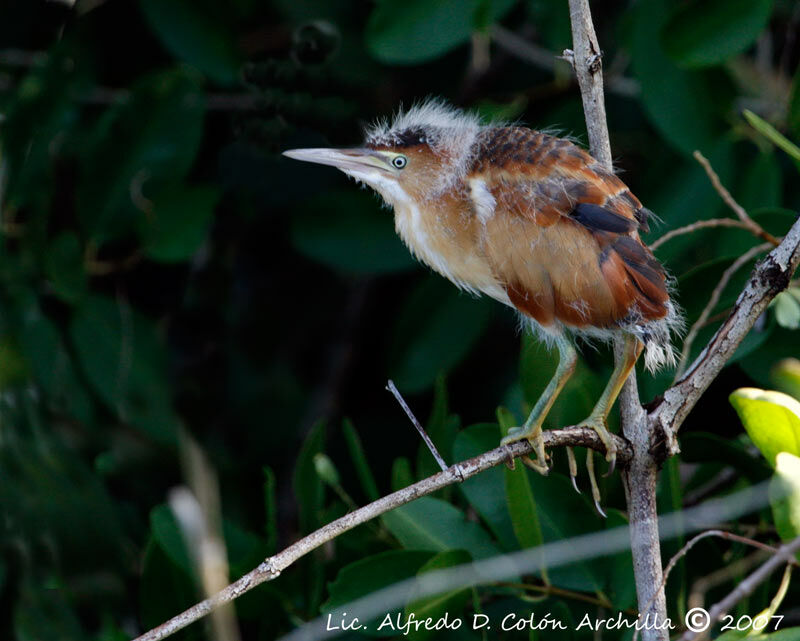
[502,333,577,474]
[578,334,643,470]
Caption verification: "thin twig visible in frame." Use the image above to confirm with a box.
[653,215,800,456]
[386,379,450,474]
[490,25,639,97]
[495,581,629,612]
[674,243,772,379]
[693,151,781,246]
[678,535,800,641]
[688,550,769,613]
[633,529,799,641]
[649,219,754,251]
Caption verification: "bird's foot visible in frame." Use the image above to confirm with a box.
[577,413,616,476]
[502,425,549,475]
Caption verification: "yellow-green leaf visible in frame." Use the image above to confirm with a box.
[770,452,800,544]
[730,388,800,466]
[772,359,800,402]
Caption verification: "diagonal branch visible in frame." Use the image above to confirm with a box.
[678,535,800,641]
[651,214,800,454]
[131,427,631,641]
[674,242,772,379]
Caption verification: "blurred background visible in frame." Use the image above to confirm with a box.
[1,0,800,639]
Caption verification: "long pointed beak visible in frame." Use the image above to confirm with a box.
[282,147,391,175]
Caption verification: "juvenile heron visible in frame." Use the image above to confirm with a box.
[284,101,679,477]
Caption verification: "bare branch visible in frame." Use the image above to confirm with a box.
[674,243,772,379]
[634,529,799,641]
[131,427,632,641]
[566,3,666,639]
[653,214,800,453]
[489,26,640,97]
[649,218,755,252]
[386,380,450,474]
[678,535,800,641]
[693,151,781,246]
[566,0,612,167]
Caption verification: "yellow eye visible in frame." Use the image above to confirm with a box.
[392,155,408,169]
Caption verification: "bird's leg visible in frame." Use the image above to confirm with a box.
[578,334,643,471]
[502,333,577,474]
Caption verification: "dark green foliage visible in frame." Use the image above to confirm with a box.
[1,0,800,639]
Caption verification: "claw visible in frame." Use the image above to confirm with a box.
[577,414,617,477]
[566,447,581,494]
[593,496,608,519]
[520,454,549,475]
[586,449,606,518]
[604,454,616,478]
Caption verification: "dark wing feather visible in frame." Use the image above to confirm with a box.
[470,127,670,326]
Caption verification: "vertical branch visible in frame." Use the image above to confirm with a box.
[567,1,668,639]
[567,0,612,167]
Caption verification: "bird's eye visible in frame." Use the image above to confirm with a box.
[392,155,408,169]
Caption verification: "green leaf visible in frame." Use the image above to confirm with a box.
[772,359,800,401]
[730,388,800,466]
[19,306,93,423]
[739,324,800,388]
[263,466,278,554]
[69,295,179,443]
[382,496,501,560]
[525,471,604,591]
[322,550,435,637]
[744,109,800,166]
[290,190,417,275]
[416,375,460,481]
[139,0,241,85]
[390,277,492,393]
[78,68,205,242]
[2,41,90,211]
[342,419,380,502]
[139,184,219,262]
[773,291,800,330]
[13,581,85,641]
[0,337,29,391]
[292,421,326,533]
[405,550,472,641]
[770,452,800,544]
[681,432,771,482]
[222,518,268,578]
[44,232,87,303]
[366,0,515,65]
[497,408,548,582]
[392,457,415,491]
[662,0,773,68]
[452,423,518,550]
[790,63,800,138]
[139,537,197,633]
[150,504,193,574]
[735,152,782,212]
[630,0,722,155]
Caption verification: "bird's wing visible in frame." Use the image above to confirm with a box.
[468,129,667,329]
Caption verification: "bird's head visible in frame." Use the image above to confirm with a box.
[283,100,481,207]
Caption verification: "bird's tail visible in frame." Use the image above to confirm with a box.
[624,300,684,372]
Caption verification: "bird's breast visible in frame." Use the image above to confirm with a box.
[391,195,511,306]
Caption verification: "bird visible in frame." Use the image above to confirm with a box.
[284,100,680,477]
